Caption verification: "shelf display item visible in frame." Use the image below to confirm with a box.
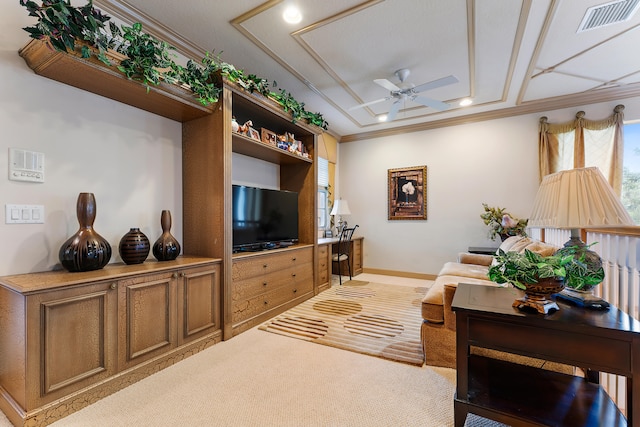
[59,192,112,272]
[153,210,181,261]
[118,227,150,264]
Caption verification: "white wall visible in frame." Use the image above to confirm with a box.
[338,99,640,276]
[0,3,182,275]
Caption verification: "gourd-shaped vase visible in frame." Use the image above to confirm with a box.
[119,228,150,265]
[153,210,181,261]
[59,192,112,272]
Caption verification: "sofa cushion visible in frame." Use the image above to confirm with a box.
[422,274,496,323]
[438,261,489,280]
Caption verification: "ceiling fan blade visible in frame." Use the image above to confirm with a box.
[413,96,451,111]
[348,96,391,110]
[374,78,401,92]
[386,100,402,121]
[412,75,459,94]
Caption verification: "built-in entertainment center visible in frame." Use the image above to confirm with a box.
[4,39,321,426]
[182,78,320,338]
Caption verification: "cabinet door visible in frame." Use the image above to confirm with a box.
[352,238,363,275]
[317,243,331,292]
[177,263,221,345]
[117,271,177,370]
[27,280,117,408]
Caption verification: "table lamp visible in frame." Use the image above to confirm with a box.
[330,199,351,235]
[528,167,635,308]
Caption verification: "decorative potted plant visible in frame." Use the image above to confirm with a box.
[481,203,528,241]
[19,0,329,129]
[487,245,605,314]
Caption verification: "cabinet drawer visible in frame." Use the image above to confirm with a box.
[232,274,313,324]
[233,264,310,301]
[232,247,312,281]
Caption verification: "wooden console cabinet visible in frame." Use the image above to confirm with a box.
[231,245,314,335]
[0,257,220,427]
[452,283,639,427]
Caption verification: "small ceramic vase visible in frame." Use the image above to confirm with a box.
[153,210,181,261]
[119,228,150,265]
[59,192,112,272]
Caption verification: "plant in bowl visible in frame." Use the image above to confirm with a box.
[481,203,528,241]
[487,245,603,314]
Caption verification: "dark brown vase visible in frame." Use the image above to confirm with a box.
[119,228,150,265]
[153,210,181,261]
[59,192,112,272]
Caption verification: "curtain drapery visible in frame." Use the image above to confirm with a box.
[538,105,624,194]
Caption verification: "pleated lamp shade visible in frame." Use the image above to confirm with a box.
[529,167,634,229]
[330,199,351,216]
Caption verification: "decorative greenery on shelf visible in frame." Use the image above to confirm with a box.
[487,244,605,291]
[480,203,528,241]
[19,0,329,130]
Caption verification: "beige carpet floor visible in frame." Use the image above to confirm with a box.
[0,274,506,427]
[259,280,428,366]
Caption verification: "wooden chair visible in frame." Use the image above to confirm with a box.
[332,225,359,286]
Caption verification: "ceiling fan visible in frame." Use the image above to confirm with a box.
[350,69,459,121]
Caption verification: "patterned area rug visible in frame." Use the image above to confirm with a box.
[259,281,429,365]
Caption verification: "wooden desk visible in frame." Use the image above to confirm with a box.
[452,283,640,427]
[317,236,363,291]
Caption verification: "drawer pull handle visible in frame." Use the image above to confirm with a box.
[110,283,117,290]
[292,257,296,261]
[264,301,268,305]
[293,289,297,293]
[292,273,296,277]
[263,264,268,268]
[263,282,268,286]
[172,273,178,279]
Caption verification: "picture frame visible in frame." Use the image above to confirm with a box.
[388,165,427,220]
[248,127,261,141]
[261,128,277,145]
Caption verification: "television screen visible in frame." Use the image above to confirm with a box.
[232,185,299,250]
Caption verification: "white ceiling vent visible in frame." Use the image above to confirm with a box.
[578,0,640,32]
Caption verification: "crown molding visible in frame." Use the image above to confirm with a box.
[339,84,640,143]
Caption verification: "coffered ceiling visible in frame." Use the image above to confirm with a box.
[95,0,640,141]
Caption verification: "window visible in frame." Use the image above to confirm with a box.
[622,122,640,224]
[318,157,330,230]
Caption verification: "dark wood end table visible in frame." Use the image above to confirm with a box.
[452,283,640,426]
[467,246,499,255]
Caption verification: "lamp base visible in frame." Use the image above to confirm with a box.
[556,288,610,310]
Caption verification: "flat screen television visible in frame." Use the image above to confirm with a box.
[232,185,299,251]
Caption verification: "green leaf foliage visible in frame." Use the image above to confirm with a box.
[19,0,329,129]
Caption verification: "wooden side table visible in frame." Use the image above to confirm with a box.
[452,283,640,426]
[467,246,499,255]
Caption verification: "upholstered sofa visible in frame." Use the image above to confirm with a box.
[421,236,560,369]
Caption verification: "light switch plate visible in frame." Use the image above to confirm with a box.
[9,148,45,183]
[5,204,44,224]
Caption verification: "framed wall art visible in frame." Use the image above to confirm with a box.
[388,165,427,220]
[248,127,261,141]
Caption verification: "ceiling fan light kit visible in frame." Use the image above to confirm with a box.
[351,68,459,121]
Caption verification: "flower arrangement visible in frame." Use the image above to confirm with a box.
[480,203,528,241]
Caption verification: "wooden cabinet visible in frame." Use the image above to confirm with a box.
[351,237,364,275]
[231,246,313,335]
[183,78,320,340]
[317,242,331,292]
[0,257,220,427]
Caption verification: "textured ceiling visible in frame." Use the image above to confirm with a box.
[96,0,640,140]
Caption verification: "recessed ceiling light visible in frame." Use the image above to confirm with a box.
[459,98,473,107]
[378,115,388,122]
[283,6,302,24]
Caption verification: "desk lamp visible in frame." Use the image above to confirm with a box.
[330,199,351,235]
